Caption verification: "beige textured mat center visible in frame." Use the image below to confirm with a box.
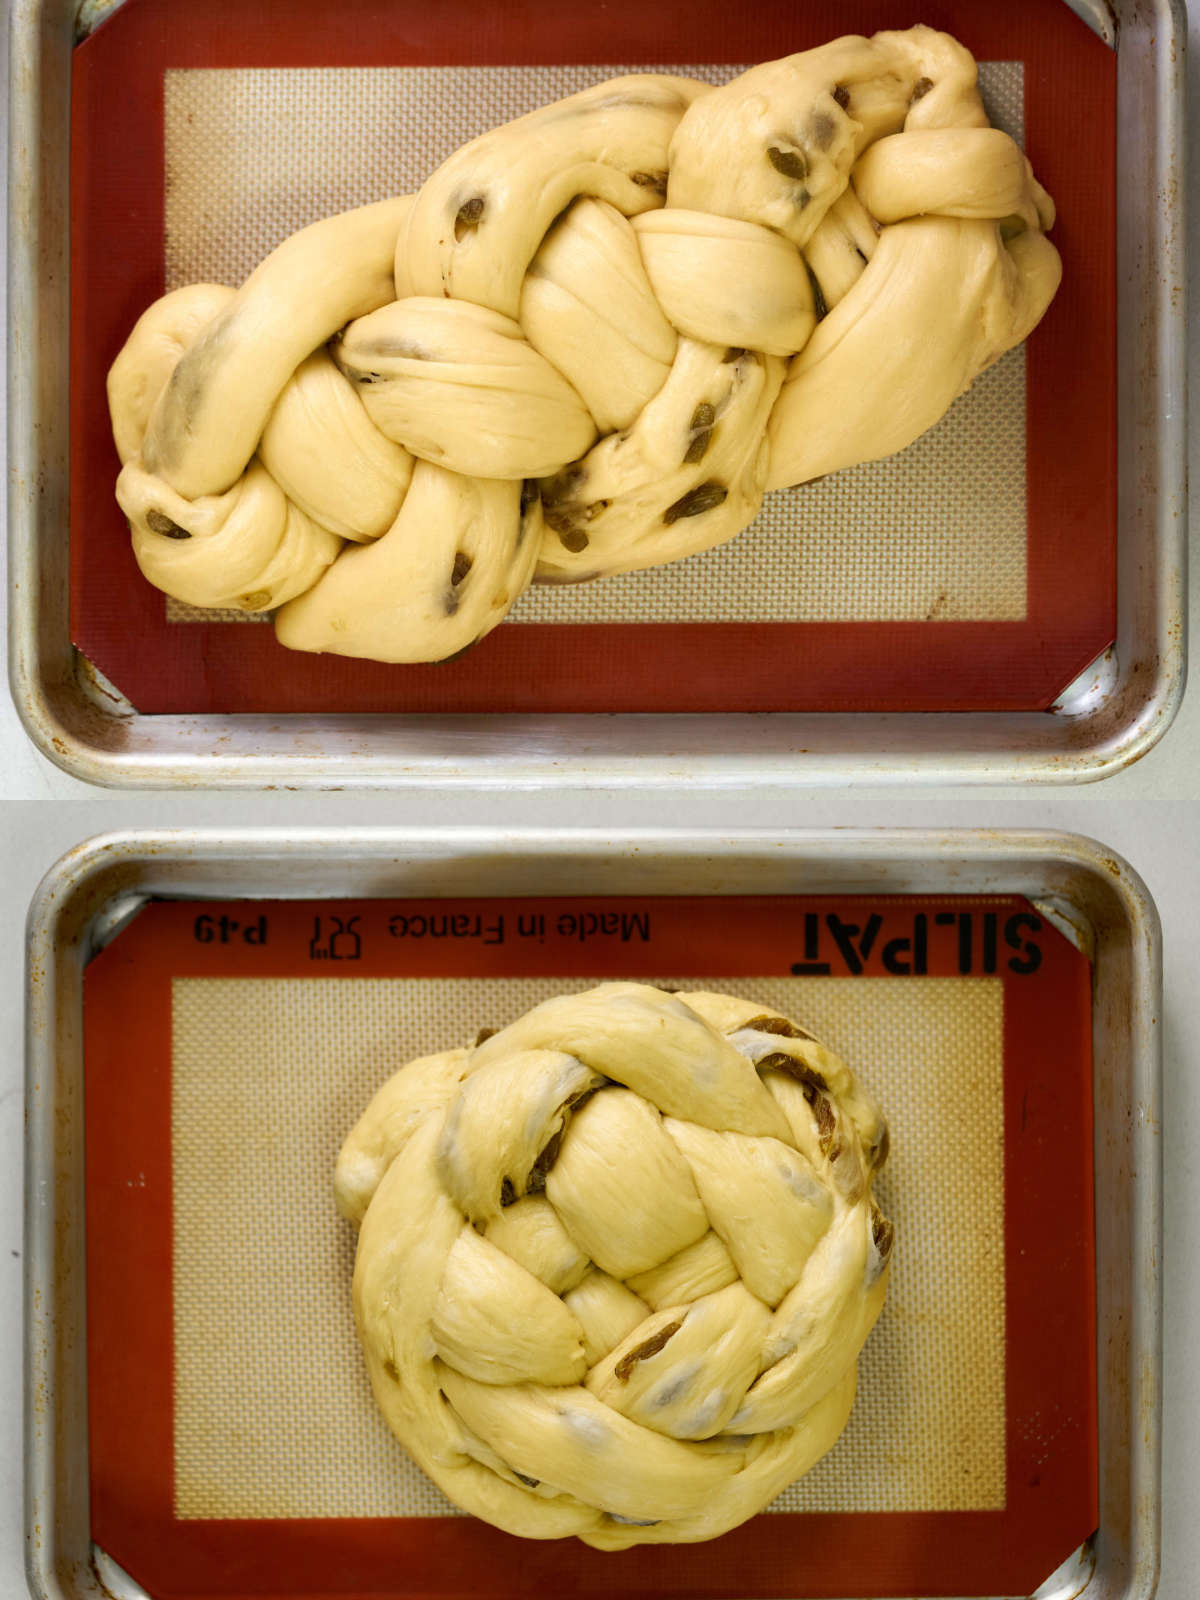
[171,974,1005,1521]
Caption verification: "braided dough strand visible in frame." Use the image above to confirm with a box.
[109,28,1061,662]
[273,462,542,662]
[397,74,713,317]
[338,983,893,1546]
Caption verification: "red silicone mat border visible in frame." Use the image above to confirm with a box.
[83,893,1098,1599]
[69,0,1116,715]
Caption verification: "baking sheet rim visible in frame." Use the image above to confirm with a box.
[23,827,1163,1600]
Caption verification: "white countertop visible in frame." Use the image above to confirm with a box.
[2,3,1196,1595]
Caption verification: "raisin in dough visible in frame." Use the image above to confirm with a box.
[109,28,1060,661]
[336,983,893,1547]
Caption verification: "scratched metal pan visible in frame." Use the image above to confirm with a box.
[4,0,1188,790]
[24,828,1161,1599]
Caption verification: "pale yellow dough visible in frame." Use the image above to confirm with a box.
[336,983,893,1547]
[109,27,1061,662]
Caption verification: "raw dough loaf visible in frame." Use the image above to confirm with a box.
[109,26,1061,663]
[335,983,893,1547]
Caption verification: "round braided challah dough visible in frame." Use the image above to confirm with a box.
[335,983,893,1547]
[109,26,1061,661]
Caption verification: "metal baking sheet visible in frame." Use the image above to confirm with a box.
[25,829,1161,1599]
[66,4,1112,719]
[5,0,1187,788]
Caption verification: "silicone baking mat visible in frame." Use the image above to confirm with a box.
[83,893,1097,1599]
[69,0,1116,715]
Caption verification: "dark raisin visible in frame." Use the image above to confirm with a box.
[557,524,589,553]
[911,76,934,102]
[519,478,540,516]
[614,1319,684,1382]
[499,1177,518,1207]
[833,85,851,110]
[565,1083,604,1113]
[871,1206,895,1258]
[868,1123,890,1171]
[474,1027,498,1046]
[454,196,485,241]
[756,1050,798,1072]
[683,429,712,465]
[514,1472,541,1489]
[450,550,473,587]
[541,465,587,516]
[813,1094,837,1152]
[662,482,727,525]
[146,510,191,539]
[757,1052,829,1096]
[529,1126,564,1189]
[742,1014,814,1041]
[811,111,836,149]
[691,403,716,430]
[630,170,668,195]
[767,146,809,180]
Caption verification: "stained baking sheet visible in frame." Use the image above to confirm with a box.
[68,0,1117,716]
[82,892,1097,1598]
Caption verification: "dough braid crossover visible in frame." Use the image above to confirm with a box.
[109,26,1061,664]
[335,983,893,1547]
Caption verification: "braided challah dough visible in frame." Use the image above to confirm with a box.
[109,27,1060,662]
[335,983,893,1546]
